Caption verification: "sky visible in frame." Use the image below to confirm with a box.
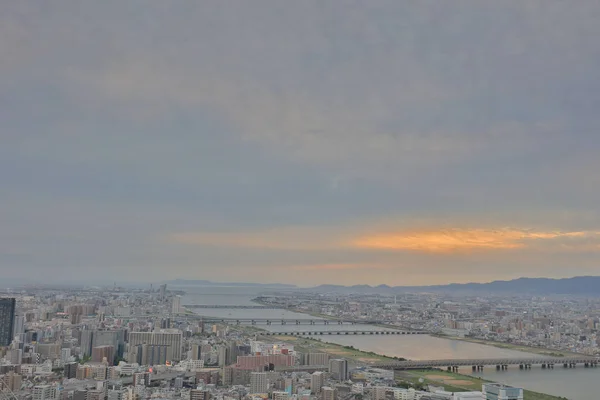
[2,1,600,286]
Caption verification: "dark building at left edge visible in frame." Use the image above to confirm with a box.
[0,298,16,346]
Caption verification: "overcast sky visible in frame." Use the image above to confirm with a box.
[2,1,600,286]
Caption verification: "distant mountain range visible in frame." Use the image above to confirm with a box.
[166,276,600,295]
[165,279,297,288]
[310,276,600,295]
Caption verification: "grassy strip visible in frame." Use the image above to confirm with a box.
[397,369,566,400]
[264,335,402,364]
[255,332,564,399]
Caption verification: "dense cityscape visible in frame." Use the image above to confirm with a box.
[4,283,599,400]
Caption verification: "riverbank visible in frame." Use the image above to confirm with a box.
[262,334,404,364]
[435,335,581,358]
[264,334,564,399]
[396,369,566,400]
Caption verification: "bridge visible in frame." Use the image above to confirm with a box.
[197,318,388,325]
[259,330,425,336]
[184,305,283,309]
[371,357,599,371]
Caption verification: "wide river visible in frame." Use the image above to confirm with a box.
[181,286,597,399]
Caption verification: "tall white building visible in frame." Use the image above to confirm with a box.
[322,387,337,400]
[311,371,324,394]
[61,348,71,363]
[172,296,182,314]
[250,372,269,394]
[33,385,58,400]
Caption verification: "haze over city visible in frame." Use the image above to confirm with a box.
[3,1,600,286]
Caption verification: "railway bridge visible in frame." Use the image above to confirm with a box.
[197,318,390,325]
[371,357,599,371]
[184,305,283,309]
[259,330,426,336]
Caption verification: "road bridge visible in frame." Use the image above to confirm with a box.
[259,330,426,336]
[184,305,283,309]
[196,317,389,325]
[370,357,599,370]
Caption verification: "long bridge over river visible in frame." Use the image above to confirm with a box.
[370,357,599,371]
[184,305,283,309]
[259,330,426,336]
[197,318,391,325]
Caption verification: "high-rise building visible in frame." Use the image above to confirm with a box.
[130,344,168,366]
[218,345,227,367]
[80,330,94,357]
[236,354,295,369]
[92,345,115,364]
[306,353,329,366]
[223,366,251,386]
[172,296,182,314]
[159,284,167,301]
[128,331,182,363]
[9,349,22,365]
[64,362,78,379]
[190,389,211,400]
[13,315,25,339]
[0,298,16,346]
[61,348,72,363]
[322,387,337,400]
[33,385,58,400]
[191,344,201,360]
[482,384,524,400]
[0,372,22,392]
[250,372,269,394]
[374,386,388,400]
[93,330,125,358]
[328,359,348,381]
[133,372,151,387]
[311,371,324,394]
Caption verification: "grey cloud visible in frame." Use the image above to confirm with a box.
[2,1,600,284]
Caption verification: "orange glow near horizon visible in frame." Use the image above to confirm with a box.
[352,228,596,253]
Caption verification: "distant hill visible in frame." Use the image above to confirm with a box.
[310,276,600,295]
[165,279,297,288]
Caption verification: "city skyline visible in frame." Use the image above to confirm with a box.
[3,2,600,286]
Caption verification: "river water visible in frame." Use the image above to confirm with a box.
[181,286,596,399]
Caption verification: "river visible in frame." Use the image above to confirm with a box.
[181,286,597,399]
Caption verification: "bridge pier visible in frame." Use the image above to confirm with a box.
[478,366,483,371]
[564,363,568,368]
[496,365,501,370]
[519,364,523,370]
[542,364,546,369]
[447,367,452,372]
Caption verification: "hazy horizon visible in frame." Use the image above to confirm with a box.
[3,2,600,286]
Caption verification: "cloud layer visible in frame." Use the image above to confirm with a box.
[2,1,600,285]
